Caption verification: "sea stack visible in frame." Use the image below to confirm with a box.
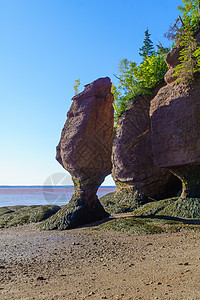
[40,77,114,230]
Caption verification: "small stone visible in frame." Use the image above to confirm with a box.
[128,263,134,267]
[36,276,46,281]
[185,269,190,273]
[0,266,5,269]
[88,291,95,296]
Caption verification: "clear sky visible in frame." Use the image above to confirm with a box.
[0,0,182,186]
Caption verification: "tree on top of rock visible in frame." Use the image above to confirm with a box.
[178,0,200,29]
[139,29,155,60]
[173,0,200,82]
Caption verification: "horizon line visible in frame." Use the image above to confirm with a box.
[0,185,116,188]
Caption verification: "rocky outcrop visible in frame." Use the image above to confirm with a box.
[40,77,114,230]
[0,205,61,228]
[164,45,181,84]
[111,85,181,210]
[150,39,200,198]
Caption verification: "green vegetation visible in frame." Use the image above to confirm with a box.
[100,187,147,214]
[113,1,200,120]
[139,29,155,59]
[96,217,164,234]
[172,1,200,82]
[100,191,142,214]
[95,216,200,234]
[173,26,199,82]
[132,198,178,217]
[178,0,200,29]
[158,198,200,218]
[112,30,169,121]
[97,196,200,234]
[74,79,80,95]
[133,197,200,219]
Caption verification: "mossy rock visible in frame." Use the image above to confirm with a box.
[95,216,200,234]
[100,190,145,214]
[0,205,61,228]
[38,195,109,231]
[96,217,164,234]
[132,198,178,217]
[0,206,27,216]
[158,198,200,218]
[132,197,200,219]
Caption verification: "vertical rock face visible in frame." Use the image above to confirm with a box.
[40,77,114,230]
[57,77,114,188]
[150,38,200,198]
[112,85,181,209]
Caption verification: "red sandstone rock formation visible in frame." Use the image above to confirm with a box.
[150,31,200,198]
[41,77,114,230]
[111,85,181,208]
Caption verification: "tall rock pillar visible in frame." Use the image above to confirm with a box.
[40,77,114,230]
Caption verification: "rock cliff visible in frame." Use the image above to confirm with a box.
[111,85,181,210]
[40,77,114,230]
[150,33,200,198]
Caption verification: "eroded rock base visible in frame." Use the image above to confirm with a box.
[169,165,200,198]
[39,193,109,230]
[100,186,147,214]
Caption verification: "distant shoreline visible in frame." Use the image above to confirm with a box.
[0,185,116,188]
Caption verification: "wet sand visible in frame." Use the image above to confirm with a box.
[0,223,200,300]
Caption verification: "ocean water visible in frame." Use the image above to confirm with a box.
[0,186,116,207]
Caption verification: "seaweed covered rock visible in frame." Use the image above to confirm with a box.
[0,205,60,228]
[40,77,114,230]
[111,86,181,211]
[150,57,200,198]
[133,197,200,219]
[100,191,139,214]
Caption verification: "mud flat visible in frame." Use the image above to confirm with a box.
[0,220,200,300]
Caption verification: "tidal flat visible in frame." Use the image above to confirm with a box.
[0,219,200,300]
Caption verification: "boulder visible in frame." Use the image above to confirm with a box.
[111,85,181,210]
[40,77,114,230]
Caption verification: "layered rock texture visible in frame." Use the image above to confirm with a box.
[111,85,181,210]
[40,77,114,230]
[150,40,200,199]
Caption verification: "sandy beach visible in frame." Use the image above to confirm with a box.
[0,221,200,300]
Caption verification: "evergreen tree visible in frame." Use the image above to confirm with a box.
[139,29,155,59]
[173,27,199,82]
[173,0,200,82]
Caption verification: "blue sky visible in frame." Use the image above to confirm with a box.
[0,0,182,186]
